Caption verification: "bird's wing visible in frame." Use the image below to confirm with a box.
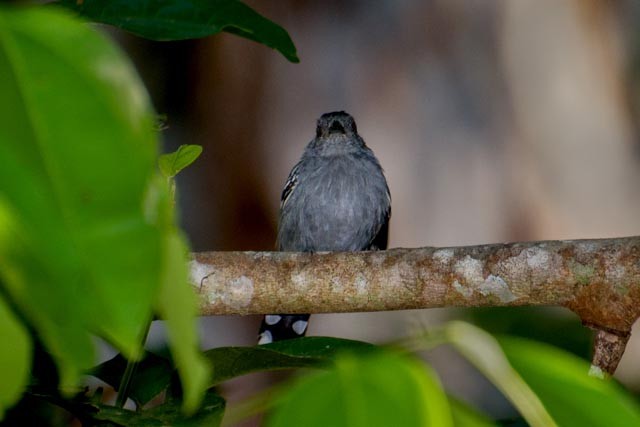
[280,161,302,210]
[368,186,391,250]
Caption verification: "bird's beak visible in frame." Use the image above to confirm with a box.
[328,120,346,134]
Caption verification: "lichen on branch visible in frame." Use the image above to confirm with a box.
[191,236,640,375]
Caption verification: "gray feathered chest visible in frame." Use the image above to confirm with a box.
[277,148,390,252]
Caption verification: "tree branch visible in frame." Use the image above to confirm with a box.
[191,236,640,375]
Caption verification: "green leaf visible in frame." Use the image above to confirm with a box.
[445,322,557,427]
[205,337,376,385]
[499,336,640,427]
[0,4,161,388]
[88,389,225,426]
[89,352,173,408]
[449,397,497,427]
[263,336,376,357]
[55,0,299,63]
[159,145,203,178]
[266,351,452,427]
[0,293,32,418]
[461,306,592,359]
[0,6,207,412]
[93,337,373,415]
[155,230,210,414]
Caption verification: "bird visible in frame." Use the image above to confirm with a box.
[258,111,391,344]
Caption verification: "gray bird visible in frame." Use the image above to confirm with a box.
[258,111,391,344]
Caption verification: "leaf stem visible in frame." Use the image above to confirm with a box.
[115,318,152,409]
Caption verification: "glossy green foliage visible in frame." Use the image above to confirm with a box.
[0,293,31,419]
[500,337,640,427]
[90,331,640,426]
[448,398,497,427]
[56,0,299,62]
[0,3,158,388]
[0,4,207,416]
[80,390,224,427]
[159,145,203,178]
[445,322,640,426]
[91,337,375,408]
[267,351,453,427]
[205,337,377,385]
[445,322,556,427]
[91,352,173,408]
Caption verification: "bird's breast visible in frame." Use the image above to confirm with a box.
[278,154,389,252]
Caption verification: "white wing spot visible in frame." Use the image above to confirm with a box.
[292,320,308,335]
[258,330,273,345]
[265,315,282,325]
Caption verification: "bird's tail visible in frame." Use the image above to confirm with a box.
[258,314,310,344]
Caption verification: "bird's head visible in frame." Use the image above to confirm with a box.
[309,111,366,155]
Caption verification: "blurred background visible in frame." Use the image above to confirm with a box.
[117,0,640,421]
